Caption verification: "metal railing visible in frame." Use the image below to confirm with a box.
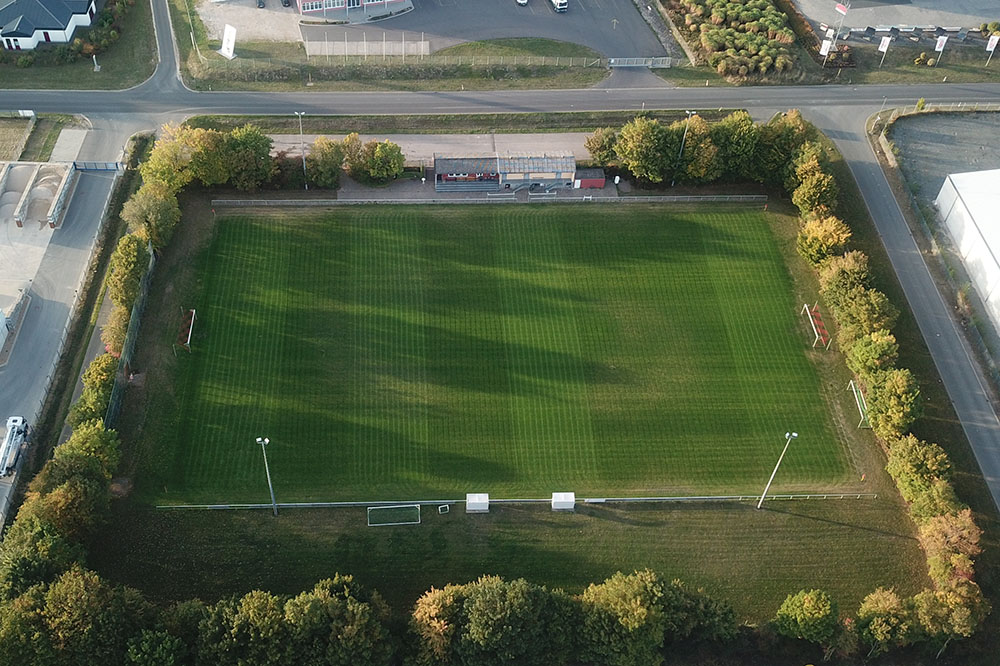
[211,194,767,207]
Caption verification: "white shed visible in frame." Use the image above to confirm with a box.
[465,493,489,513]
[551,492,575,511]
[935,170,1000,333]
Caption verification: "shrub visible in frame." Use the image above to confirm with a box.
[845,329,897,379]
[886,435,951,503]
[773,589,838,647]
[796,213,851,266]
[867,368,921,441]
[584,127,619,166]
[792,170,839,215]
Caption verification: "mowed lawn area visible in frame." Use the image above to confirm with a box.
[160,205,851,504]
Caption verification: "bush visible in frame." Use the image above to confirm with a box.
[773,589,838,648]
[796,213,851,266]
[792,170,839,216]
[867,368,921,440]
[584,127,619,166]
[844,329,897,379]
[886,435,951,503]
[305,136,344,189]
[101,304,131,358]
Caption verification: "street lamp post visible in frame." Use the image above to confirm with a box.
[294,111,308,190]
[256,437,278,516]
[671,110,695,187]
[756,432,798,509]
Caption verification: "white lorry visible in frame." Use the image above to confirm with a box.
[1,416,27,477]
[550,0,567,11]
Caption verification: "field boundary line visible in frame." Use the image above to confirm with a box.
[210,195,768,208]
[155,492,878,510]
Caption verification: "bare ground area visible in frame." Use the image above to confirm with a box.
[197,0,303,41]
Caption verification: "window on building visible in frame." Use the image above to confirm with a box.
[302,0,322,9]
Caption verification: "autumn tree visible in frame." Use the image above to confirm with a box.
[223,124,275,191]
[198,590,288,666]
[920,509,983,586]
[53,420,121,481]
[0,513,84,600]
[363,140,405,183]
[792,170,839,216]
[305,136,344,189]
[67,355,119,428]
[709,110,760,181]
[912,580,990,657]
[845,329,898,380]
[579,569,666,666]
[107,234,150,310]
[677,114,722,183]
[101,304,131,358]
[796,213,851,266]
[834,287,898,348]
[886,434,951,503]
[772,589,839,648]
[584,127,619,166]
[757,109,809,186]
[856,587,912,657]
[341,133,365,177]
[818,250,870,304]
[868,368,921,440]
[120,181,181,250]
[410,583,464,666]
[909,478,964,521]
[17,474,108,542]
[615,117,677,183]
[185,127,230,186]
[139,123,196,193]
[126,629,186,665]
[784,141,828,193]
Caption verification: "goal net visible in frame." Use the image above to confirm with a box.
[367,504,421,526]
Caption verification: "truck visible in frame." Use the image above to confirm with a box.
[1,416,27,477]
[550,0,567,11]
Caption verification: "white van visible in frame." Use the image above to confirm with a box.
[1,416,26,477]
[550,0,567,11]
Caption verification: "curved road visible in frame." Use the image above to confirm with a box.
[3,0,999,511]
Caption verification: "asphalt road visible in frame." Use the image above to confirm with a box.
[2,0,1000,511]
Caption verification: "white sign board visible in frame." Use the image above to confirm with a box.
[219,24,237,60]
[878,36,891,53]
[988,34,1000,53]
[835,2,848,16]
[935,35,948,53]
[826,28,835,40]
[820,39,832,56]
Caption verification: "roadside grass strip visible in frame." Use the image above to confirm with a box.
[162,205,850,504]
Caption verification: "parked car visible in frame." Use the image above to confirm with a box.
[516,0,528,5]
[257,0,265,7]
[282,0,291,6]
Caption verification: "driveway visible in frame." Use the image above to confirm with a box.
[300,0,666,57]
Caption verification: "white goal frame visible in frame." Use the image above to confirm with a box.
[367,504,421,526]
[848,380,871,429]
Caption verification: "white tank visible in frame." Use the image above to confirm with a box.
[1,416,27,477]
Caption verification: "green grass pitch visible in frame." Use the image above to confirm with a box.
[162,205,851,503]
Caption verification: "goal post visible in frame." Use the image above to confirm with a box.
[367,504,421,526]
[848,380,871,429]
[800,303,832,350]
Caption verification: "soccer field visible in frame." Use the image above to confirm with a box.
[162,205,851,503]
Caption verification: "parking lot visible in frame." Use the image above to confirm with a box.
[793,0,997,31]
[204,0,667,57]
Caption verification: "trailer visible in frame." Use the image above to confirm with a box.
[1,416,27,477]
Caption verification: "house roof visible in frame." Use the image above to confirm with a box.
[434,155,499,175]
[0,0,91,38]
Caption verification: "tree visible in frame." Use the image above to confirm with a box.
[341,133,365,177]
[0,584,56,665]
[796,213,851,266]
[784,141,827,193]
[43,566,152,666]
[856,587,912,657]
[410,584,464,666]
[364,140,405,183]
[886,435,951,503]
[224,124,275,191]
[139,124,195,193]
[159,599,206,666]
[709,110,759,181]
[305,136,344,189]
[198,591,288,666]
[912,580,990,656]
[868,368,921,441]
[584,127,618,166]
[185,128,230,186]
[101,304,131,358]
[772,589,838,648]
[818,250,870,305]
[0,513,84,600]
[579,569,666,666]
[120,181,180,250]
[615,117,676,183]
[283,575,392,666]
[53,420,121,481]
[791,170,839,216]
[660,579,738,644]
[107,234,150,310]
[845,329,897,380]
[127,629,186,665]
[756,109,809,186]
[909,478,964,521]
[678,115,722,183]
[18,475,109,542]
[835,287,898,349]
[920,509,982,586]
[68,355,119,428]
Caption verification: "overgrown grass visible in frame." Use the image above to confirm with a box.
[0,0,155,89]
[0,118,30,161]
[183,109,736,134]
[18,115,75,162]
[436,38,601,59]
[152,206,851,504]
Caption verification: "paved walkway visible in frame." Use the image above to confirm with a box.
[49,129,87,163]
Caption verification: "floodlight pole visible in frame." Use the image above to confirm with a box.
[256,437,278,516]
[671,110,695,187]
[294,111,308,190]
[756,432,798,509]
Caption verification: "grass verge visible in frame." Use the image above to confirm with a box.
[0,0,155,90]
[436,38,602,59]
[0,119,31,161]
[18,115,76,162]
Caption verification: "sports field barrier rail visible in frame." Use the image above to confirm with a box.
[156,492,878,511]
[211,195,768,207]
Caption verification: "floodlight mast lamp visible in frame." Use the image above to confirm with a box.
[256,437,279,516]
[756,432,798,509]
[671,110,695,187]
[294,112,308,190]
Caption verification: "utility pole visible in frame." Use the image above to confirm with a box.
[256,437,278,516]
[671,110,694,187]
[294,111,308,190]
[756,432,798,509]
